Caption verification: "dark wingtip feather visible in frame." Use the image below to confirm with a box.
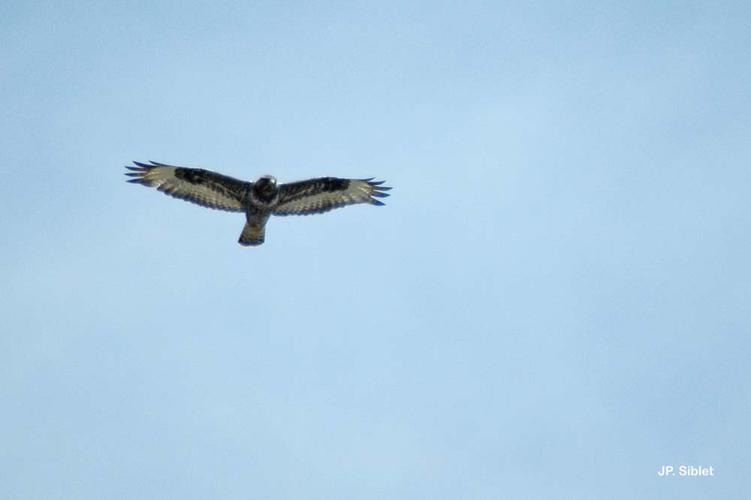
[371,199,386,206]
[125,163,147,183]
[366,179,392,190]
[366,178,392,203]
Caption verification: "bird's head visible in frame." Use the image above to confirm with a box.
[253,175,279,203]
[256,175,277,190]
[256,175,276,186]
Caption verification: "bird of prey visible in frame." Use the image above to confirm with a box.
[125,161,391,246]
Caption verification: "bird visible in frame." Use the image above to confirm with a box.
[125,161,391,246]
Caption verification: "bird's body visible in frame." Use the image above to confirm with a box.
[125,161,391,246]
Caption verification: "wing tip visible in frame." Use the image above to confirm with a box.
[365,179,392,188]
[129,160,176,170]
[367,179,392,203]
[125,161,176,184]
[125,162,148,183]
[357,178,391,205]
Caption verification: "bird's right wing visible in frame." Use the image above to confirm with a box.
[274,177,391,216]
[125,161,249,212]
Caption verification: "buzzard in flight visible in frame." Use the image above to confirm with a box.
[125,161,391,246]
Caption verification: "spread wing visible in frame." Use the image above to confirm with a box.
[273,177,391,216]
[125,161,249,212]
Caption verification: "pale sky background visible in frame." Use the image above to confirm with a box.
[1,1,750,499]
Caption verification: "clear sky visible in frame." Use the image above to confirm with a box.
[1,1,749,499]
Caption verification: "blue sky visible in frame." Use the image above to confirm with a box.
[1,1,750,498]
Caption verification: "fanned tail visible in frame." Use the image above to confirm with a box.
[238,223,265,246]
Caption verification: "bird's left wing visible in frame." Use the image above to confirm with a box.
[125,161,248,212]
[273,177,391,216]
